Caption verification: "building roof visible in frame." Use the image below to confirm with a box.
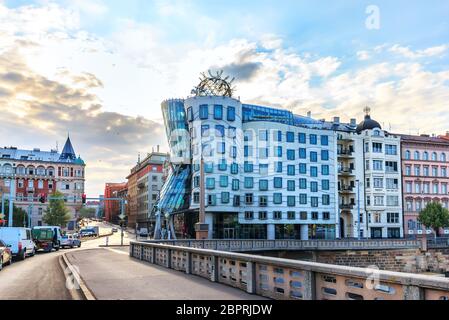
[398,134,449,145]
[59,136,77,161]
[356,114,382,133]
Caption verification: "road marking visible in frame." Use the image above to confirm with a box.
[105,248,129,255]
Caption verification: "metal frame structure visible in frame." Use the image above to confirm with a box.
[191,70,235,97]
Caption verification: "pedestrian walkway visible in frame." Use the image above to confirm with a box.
[65,248,267,300]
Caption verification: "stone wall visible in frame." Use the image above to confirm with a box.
[257,248,449,274]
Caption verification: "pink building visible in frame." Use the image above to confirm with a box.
[401,134,449,237]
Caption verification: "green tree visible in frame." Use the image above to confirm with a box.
[78,207,96,220]
[43,191,71,227]
[418,202,449,238]
[0,202,29,227]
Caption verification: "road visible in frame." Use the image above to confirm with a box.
[0,222,127,300]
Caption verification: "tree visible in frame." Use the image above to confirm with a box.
[78,207,96,220]
[0,202,29,227]
[418,202,449,238]
[43,191,71,227]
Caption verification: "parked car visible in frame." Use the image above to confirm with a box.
[79,228,96,237]
[61,234,81,249]
[138,228,149,237]
[32,226,62,252]
[112,227,118,233]
[0,227,36,260]
[0,240,13,271]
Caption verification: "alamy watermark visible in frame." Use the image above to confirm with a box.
[365,5,380,30]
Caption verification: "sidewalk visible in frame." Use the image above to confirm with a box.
[65,248,267,300]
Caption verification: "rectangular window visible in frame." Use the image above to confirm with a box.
[275,130,282,142]
[372,142,383,153]
[259,211,267,220]
[273,193,282,204]
[387,196,399,206]
[385,161,398,173]
[259,148,268,159]
[259,179,269,191]
[322,180,330,190]
[312,212,319,220]
[232,179,240,191]
[300,212,308,220]
[373,160,383,171]
[385,144,397,155]
[386,178,398,190]
[287,196,296,207]
[311,197,319,207]
[286,131,294,143]
[322,195,330,205]
[373,178,383,188]
[287,211,295,220]
[259,164,269,175]
[287,149,295,160]
[310,166,318,177]
[245,193,253,205]
[221,192,230,204]
[219,176,228,188]
[206,178,215,189]
[187,107,193,121]
[321,150,329,161]
[299,163,307,174]
[214,104,223,120]
[310,182,318,192]
[231,163,238,174]
[215,125,224,137]
[193,176,199,188]
[287,165,295,176]
[231,146,237,159]
[275,162,283,173]
[387,212,399,224]
[310,134,317,145]
[322,165,329,176]
[244,177,254,188]
[287,180,295,191]
[217,142,225,154]
[299,148,306,159]
[273,211,282,220]
[299,194,307,205]
[374,196,384,206]
[259,196,268,207]
[193,192,200,203]
[299,178,307,189]
[227,106,235,121]
[274,177,282,189]
[323,212,330,220]
[259,130,268,141]
[298,133,306,143]
[321,135,329,146]
[199,104,208,119]
[244,161,253,173]
[310,152,318,162]
[275,146,283,157]
[228,126,236,139]
[218,159,227,171]
[204,162,213,173]
[207,194,217,206]
[245,211,254,220]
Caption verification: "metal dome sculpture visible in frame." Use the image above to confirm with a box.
[191,70,235,97]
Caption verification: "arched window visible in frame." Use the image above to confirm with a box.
[405,150,411,160]
[3,164,12,175]
[432,152,437,161]
[441,153,446,162]
[16,165,26,175]
[27,166,35,175]
[414,151,420,160]
[36,166,45,176]
[423,152,429,161]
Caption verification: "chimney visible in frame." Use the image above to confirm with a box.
[350,118,357,126]
[307,111,312,118]
[333,117,340,124]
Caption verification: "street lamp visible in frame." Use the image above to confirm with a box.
[356,179,361,240]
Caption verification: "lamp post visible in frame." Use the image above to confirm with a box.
[356,179,361,240]
[8,169,15,227]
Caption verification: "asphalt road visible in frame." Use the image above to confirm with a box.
[0,222,127,300]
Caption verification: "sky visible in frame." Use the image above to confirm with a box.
[1,0,449,196]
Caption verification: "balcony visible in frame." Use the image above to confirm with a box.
[338,167,355,176]
[340,203,355,210]
[138,182,146,189]
[26,187,34,193]
[339,185,355,194]
[337,149,354,158]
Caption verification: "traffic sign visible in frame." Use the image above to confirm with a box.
[118,213,126,220]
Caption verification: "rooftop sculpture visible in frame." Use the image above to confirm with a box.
[191,70,235,97]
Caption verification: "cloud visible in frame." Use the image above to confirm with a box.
[389,44,449,59]
[0,48,166,197]
[357,50,370,61]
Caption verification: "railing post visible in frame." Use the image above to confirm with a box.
[129,243,133,257]
[185,252,192,274]
[246,261,256,294]
[210,255,219,282]
[151,246,156,264]
[140,245,143,260]
[403,285,425,300]
[303,270,316,300]
[166,248,172,268]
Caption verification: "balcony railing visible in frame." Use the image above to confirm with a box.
[339,186,354,193]
[337,149,354,157]
[338,168,354,175]
[340,204,355,210]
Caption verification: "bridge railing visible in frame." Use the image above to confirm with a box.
[139,239,422,252]
[130,241,449,300]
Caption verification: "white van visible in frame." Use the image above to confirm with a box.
[0,227,36,260]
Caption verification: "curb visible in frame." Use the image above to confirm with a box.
[60,253,96,301]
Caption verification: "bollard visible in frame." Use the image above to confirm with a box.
[106,237,109,247]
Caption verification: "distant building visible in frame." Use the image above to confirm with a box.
[103,182,127,224]
[126,151,169,228]
[400,134,449,237]
[0,136,86,229]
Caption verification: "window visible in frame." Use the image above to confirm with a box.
[231,146,237,159]
[217,142,225,154]
[274,177,283,189]
[300,212,308,220]
[441,153,447,162]
[385,161,398,173]
[311,197,319,207]
[259,130,268,141]
[372,143,383,153]
[287,149,295,160]
[259,164,268,175]
[321,150,329,161]
[423,152,429,161]
[206,178,215,189]
[287,165,295,176]
[201,125,210,137]
[275,161,283,173]
[386,178,398,189]
[38,180,43,189]
[287,180,295,191]
[273,193,282,204]
[311,212,319,220]
[322,195,330,205]
[214,105,223,120]
[187,107,193,121]
[405,150,411,160]
[432,152,437,161]
[299,148,306,159]
[275,146,283,157]
[310,166,318,177]
[244,161,253,172]
[274,211,282,220]
[310,134,317,145]
[207,194,217,206]
[374,196,384,206]
[233,195,240,207]
[414,151,420,160]
[321,135,329,146]
[215,125,224,137]
[219,176,228,187]
[373,178,383,188]
[245,193,254,205]
[259,179,268,191]
[310,152,318,162]
[227,106,235,121]
[287,211,295,220]
[414,165,421,176]
[228,126,236,139]
[218,159,227,171]
[310,182,318,192]
[322,165,329,176]
[204,162,213,173]
[259,196,268,207]
[323,212,330,220]
[405,166,411,176]
[298,133,306,143]
[299,163,307,174]
[259,211,267,220]
[405,182,412,193]
[322,180,330,190]
[244,177,254,189]
[299,178,307,189]
[232,179,240,191]
[442,167,447,177]
[231,163,238,174]
[287,196,296,207]
[385,144,397,155]
[287,132,294,143]
[259,148,268,159]
[432,166,438,177]
[245,211,254,220]
[387,212,399,224]
[299,194,307,205]
[373,160,383,171]
[199,104,208,119]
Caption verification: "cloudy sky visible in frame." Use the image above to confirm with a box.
[1,0,449,196]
